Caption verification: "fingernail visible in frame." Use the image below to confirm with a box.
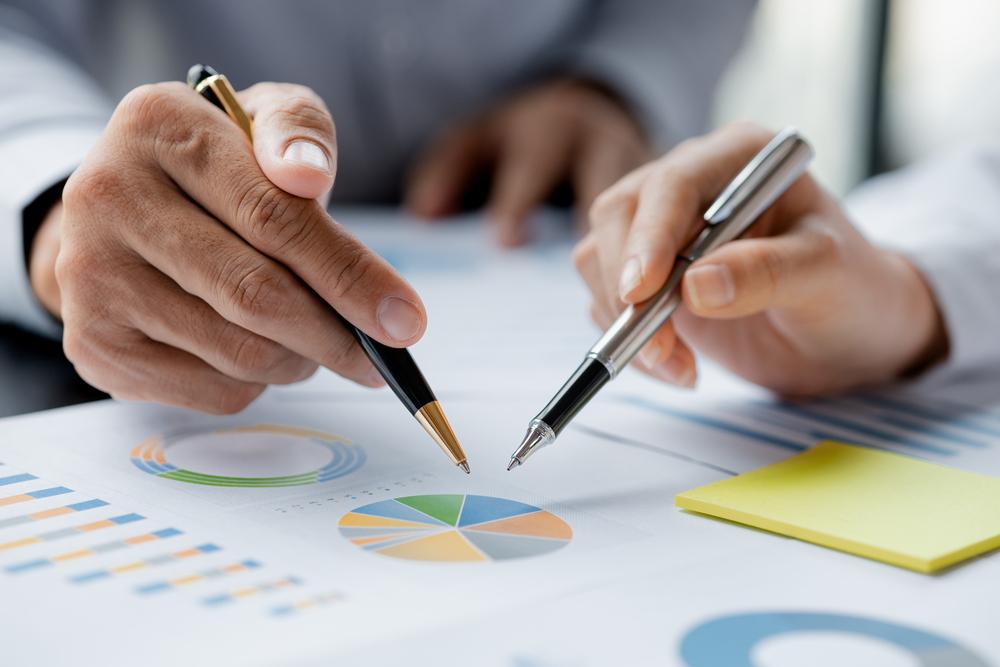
[619,257,643,300]
[658,354,696,388]
[377,297,422,342]
[640,341,662,369]
[282,140,330,171]
[686,265,735,310]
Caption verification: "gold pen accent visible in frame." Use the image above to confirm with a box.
[414,401,470,473]
[193,73,254,138]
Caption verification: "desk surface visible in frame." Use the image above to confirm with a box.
[0,325,105,418]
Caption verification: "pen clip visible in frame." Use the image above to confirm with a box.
[681,127,813,261]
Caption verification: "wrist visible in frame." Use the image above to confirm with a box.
[883,249,949,378]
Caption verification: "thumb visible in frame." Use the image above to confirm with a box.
[239,83,337,200]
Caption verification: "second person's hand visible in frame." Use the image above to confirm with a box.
[575,123,948,396]
[29,81,427,413]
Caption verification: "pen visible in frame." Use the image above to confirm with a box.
[507,127,814,470]
[187,64,470,474]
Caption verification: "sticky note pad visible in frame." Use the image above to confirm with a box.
[676,441,1000,573]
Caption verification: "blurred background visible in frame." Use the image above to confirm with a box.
[715,0,998,196]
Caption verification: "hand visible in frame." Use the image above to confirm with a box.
[574,122,948,396]
[405,79,651,247]
[29,81,428,413]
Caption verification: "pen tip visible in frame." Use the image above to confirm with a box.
[506,458,521,472]
[459,461,470,474]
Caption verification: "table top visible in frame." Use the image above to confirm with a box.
[0,324,105,418]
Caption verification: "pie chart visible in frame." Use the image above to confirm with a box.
[339,494,573,562]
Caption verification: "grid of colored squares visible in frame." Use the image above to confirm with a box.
[6,527,181,573]
[71,543,222,584]
[130,424,365,487]
[137,559,261,595]
[202,576,301,607]
[0,486,72,507]
[0,512,144,553]
[339,494,573,562]
[0,499,108,531]
[271,592,343,617]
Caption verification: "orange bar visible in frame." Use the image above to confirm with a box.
[124,533,157,546]
[78,519,114,532]
[174,548,201,559]
[0,494,31,507]
[52,549,93,562]
[110,561,146,574]
[171,575,202,586]
[0,536,40,551]
[29,506,72,520]
[222,563,246,573]
[232,588,258,598]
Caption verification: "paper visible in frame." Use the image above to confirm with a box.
[4,208,1000,665]
[676,441,1000,572]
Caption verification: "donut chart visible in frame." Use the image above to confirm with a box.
[130,424,364,487]
[339,494,572,562]
[680,611,989,667]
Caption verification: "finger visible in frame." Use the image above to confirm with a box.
[122,83,426,347]
[618,123,778,305]
[641,336,698,388]
[488,115,575,246]
[573,235,619,324]
[126,263,319,385]
[587,180,638,316]
[114,188,381,386]
[65,326,266,415]
[240,83,336,200]
[405,124,491,218]
[682,220,838,319]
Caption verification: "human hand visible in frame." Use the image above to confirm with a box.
[405,79,651,247]
[574,123,948,396]
[29,81,427,413]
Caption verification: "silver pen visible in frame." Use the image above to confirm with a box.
[507,127,814,470]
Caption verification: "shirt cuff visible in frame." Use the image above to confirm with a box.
[0,123,103,337]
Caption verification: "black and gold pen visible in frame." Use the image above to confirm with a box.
[187,64,469,474]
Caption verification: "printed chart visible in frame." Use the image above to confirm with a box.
[130,424,365,487]
[339,494,573,562]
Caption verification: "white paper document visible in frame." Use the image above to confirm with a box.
[1,209,999,666]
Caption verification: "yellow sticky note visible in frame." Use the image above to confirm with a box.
[676,441,1000,573]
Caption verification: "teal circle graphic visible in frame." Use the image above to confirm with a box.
[680,611,989,666]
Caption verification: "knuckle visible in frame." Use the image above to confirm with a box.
[211,384,262,415]
[274,93,335,138]
[589,188,634,229]
[224,260,292,323]
[228,331,286,378]
[236,180,312,253]
[115,82,188,137]
[323,243,376,301]
[62,164,127,213]
[753,244,785,293]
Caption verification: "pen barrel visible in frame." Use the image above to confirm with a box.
[587,258,690,377]
[536,358,611,436]
[346,321,434,415]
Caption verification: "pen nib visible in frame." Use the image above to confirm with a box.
[506,457,521,472]
[458,461,471,475]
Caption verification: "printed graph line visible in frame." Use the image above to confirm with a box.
[0,513,145,553]
[762,402,955,456]
[875,414,988,449]
[202,576,302,607]
[5,527,182,574]
[0,473,36,487]
[617,395,807,453]
[859,394,1000,439]
[271,592,344,617]
[0,486,72,507]
[0,499,109,530]
[70,543,222,584]
[573,423,738,476]
[136,559,261,595]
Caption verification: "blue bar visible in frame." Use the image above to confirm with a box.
[5,558,50,574]
[68,499,109,512]
[28,486,72,499]
[765,403,954,456]
[70,570,111,584]
[136,582,171,595]
[153,528,182,539]
[202,594,232,606]
[0,473,36,486]
[243,559,261,569]
[198,543,221,554]
[619,396,806,452]
[271,606,294,617]
[862,395,1000,437]
[877,415,988,448]
[109,513,145,525]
